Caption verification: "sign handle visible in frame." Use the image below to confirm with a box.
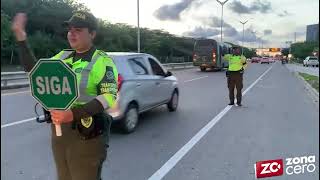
[55,124,62,136]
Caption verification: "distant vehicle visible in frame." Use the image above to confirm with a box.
[303,56,319,67]
[269,57,276,63]
[260,57,270,64]
[251,57,260,63]
[193,39,230,71]
[281,59,288,64]
[106,52,179,133]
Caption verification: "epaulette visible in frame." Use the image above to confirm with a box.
[97,50,110,58]
[62,49,75,52]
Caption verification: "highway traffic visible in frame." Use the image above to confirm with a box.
[1,62,318,180]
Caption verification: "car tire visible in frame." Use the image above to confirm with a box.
[200,67,206,72]
[120,104,139,134]
[167,90,179,112]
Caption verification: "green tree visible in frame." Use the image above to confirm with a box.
[291,41,319,59]
[1,0,197,66]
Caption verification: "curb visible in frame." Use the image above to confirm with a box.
[293,72,319,106]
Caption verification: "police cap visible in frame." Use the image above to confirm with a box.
[63,11,98,30]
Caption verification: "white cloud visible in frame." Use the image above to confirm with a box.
[78,0,319,47]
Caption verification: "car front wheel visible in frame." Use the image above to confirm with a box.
[167,90,179,112]
[200,67,206,71]
[120,104,139,134]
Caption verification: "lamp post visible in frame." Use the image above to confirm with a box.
[137,0,140,53]
[239,19,249,55]
[285,41,292,60]
[251,30,257,49]
[216,0,229,43]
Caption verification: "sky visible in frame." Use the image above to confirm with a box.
[78,0,319,48]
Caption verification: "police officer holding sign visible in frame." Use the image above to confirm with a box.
[224,47,247,106]
[12,11,118,180]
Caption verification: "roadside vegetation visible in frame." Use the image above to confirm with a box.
[299,72,319,92]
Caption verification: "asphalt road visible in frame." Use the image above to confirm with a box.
[1,62,319,180]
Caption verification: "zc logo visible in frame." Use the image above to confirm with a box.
[255,159,284,178]
[254,155,316,178]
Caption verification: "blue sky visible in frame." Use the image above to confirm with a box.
[79,0,319,48]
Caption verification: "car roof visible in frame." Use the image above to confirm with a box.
[106,52,148,57]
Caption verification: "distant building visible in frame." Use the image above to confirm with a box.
[306,24,319,42]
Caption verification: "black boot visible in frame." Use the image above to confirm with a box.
[228,102,235,105]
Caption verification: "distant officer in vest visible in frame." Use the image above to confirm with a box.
[12,11,118,180]
[224,47,247,106]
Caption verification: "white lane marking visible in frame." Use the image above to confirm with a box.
[1,90,30,96]
[1,115,44,128]
[148,65,273,180]
[183,76,208,83]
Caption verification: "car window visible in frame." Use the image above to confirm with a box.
[309,57,318,60]
[128,58,149,75]
[148,58,166,76]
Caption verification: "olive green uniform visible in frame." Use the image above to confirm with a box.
[50,49,117,180]
[17,42,118,180]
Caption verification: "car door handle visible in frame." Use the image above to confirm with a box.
[136,83,141,87]
[155,82,160,85]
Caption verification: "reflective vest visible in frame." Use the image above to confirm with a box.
[224,54,247,71]
[51,49,118,109]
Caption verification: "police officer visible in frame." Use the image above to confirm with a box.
[224,47,247,106]
[12,11,118,180]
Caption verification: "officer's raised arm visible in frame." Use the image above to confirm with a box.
[11,13,37,72]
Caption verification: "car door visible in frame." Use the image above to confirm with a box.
[147,56,172,105]
[127,57,154,110]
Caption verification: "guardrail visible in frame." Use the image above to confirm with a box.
[1,71,29,90]
[1,62,194,90]
[162,62,193,69]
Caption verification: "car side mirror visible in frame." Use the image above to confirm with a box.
[166,71,172,77]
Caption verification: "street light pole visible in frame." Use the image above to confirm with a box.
[286,41,292,55]
[239,20,249,55]
[137,0,140,53]
[251,30,257,49]
[216,0,229,43]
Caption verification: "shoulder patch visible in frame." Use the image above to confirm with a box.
[101,66,116,83]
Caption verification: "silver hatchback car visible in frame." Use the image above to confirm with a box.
[106,52,179,133]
